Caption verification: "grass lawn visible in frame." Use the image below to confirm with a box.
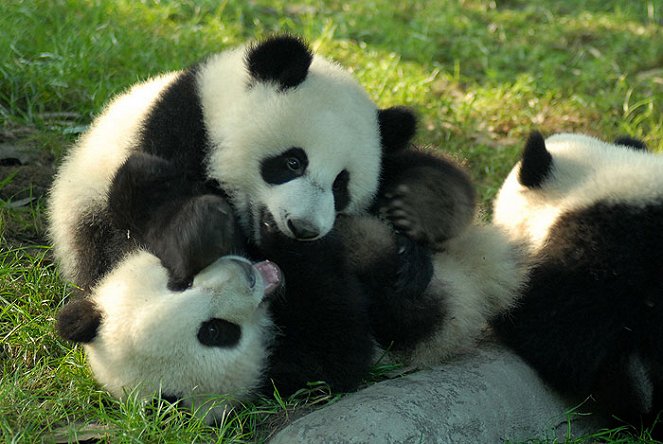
[2,0,662,442]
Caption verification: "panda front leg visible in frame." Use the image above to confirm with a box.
[108,152,244,290]
[333,215,443,354]
[254,232,375,396]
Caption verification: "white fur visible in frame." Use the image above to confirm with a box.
[198,46,381,242]
[85,251,273,424]
[399,224,528,366]
[493,133,663,252]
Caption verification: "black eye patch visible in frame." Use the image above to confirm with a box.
[197,318,241,348]
[333,169,350,211]
[261,147,308,185]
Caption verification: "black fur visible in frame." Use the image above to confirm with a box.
[72,209,137,292]
[332,170,350,211]
[249,229,375,395]
[245,35,313,91]
[493,201,663,430]
[376,148,476,248]
[337,216,442,351]
[518,131,552,188]
[56,298,102,343]
[109,153,243,290]
[377,107,417,153]
[139,66,209,180]
[614,136,648,151]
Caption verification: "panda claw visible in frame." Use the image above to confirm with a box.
[388,209,409,219]
[395,184,410,194]
[395,219,413,229]
[389,199,405,209]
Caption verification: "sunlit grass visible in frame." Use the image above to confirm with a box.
[2,0,662,442]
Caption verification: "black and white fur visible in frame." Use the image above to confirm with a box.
[51,35,483,418]
[340,213,527,367]
[50,35,393,291]
[55,175,523,425]
[492,132,663,431]
[57,252,278,422]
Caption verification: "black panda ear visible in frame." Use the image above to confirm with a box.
[245,35,313,91]
[56,298,102,343]
[378,106,417,153]
[518,131,552,188]
[614,136,648,151]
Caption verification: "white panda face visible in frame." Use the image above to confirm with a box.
[81,251,280,423]
[493,132,663,251]
[198,40,381,244]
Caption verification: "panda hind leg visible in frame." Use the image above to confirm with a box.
[108,153,243,290]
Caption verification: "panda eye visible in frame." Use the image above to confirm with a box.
[286,157,302,172]
[261,147,308,185]
[197,318,241,348]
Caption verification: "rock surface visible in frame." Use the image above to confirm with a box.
[270,341,607,443]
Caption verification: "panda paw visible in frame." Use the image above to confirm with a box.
[380,184,430,244]
[147,194,244,290]
[393,234,434,296]
[379,175,474,248]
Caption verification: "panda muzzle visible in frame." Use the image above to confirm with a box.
[254,260,283,296]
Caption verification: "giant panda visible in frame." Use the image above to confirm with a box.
[491,132,663,432]
[56,251,282,423]
[51,35,477,405]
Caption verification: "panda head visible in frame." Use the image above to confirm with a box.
[56,251,282,423]
[197,35,416,244]
[493,131,663,251]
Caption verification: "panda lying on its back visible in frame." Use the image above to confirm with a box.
[492,132,663,431]
[57,251,280,423]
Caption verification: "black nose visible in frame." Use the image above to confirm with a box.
[287,218,319,240]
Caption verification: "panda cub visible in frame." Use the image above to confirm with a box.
[492,132,663,431]
[56,251,281,422]
[52,35,476,414]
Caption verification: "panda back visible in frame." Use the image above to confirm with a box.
[49,72,179,283]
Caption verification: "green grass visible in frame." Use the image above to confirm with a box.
[1,0,662,442]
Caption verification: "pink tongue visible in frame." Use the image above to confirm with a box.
[253,260,282,295]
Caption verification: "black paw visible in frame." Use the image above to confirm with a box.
[147,194,244,290]
[380,183,429,244]
[393,234,433,296]
[379,172,475,247]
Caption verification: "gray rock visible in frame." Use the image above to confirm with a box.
[270,342,607,444]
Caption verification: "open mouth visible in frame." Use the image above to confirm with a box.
[253,260,283,296]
